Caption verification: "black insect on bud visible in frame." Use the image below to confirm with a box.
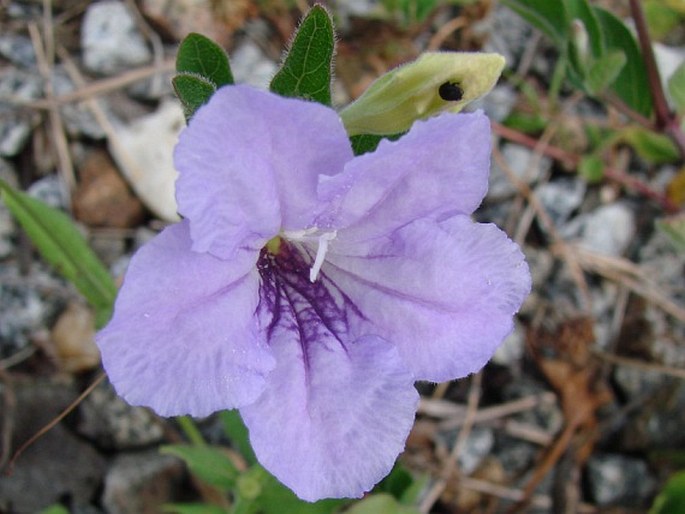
[438,81,463,102]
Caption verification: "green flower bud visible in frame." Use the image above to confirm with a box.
[339,52,505,136]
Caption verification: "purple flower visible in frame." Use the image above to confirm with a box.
[97,85,530,501]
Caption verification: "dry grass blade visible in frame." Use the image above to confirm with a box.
[27,19,75,192]
[419,372,482,513]
[569,245,685,323]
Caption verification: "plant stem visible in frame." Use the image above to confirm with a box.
[177,415,207,446]
[491,121,680,213]
[629,0,685,158]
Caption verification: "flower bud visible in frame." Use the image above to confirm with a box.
[339,52,505,136]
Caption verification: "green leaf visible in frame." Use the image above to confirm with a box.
[585,50,627,94]
[172,73,217,120]
[500,0,569,46]
[350,132,404,156]
[176,33,233,88]
[238,465,345,514]
[343,494,421,514]
[593,6,653,117]
[650,470,685,513]
[644,0,684,40]
[161,444,239,491]
[270,5,335,105]
[373,463,429,505]
[37,506,70,514]
[502,111,548,134]
[219,410,257,465]
[578,154,604,183]
[162,503,228,514]
[619,126,680,164]
[0,180,116,327]
[656,215,685,252]
[668,62,685,114]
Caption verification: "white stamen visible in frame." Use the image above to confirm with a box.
[309,231,337,282]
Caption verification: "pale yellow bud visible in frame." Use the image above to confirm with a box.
[339,52,505,136]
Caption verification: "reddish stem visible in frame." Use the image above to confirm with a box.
[491,121,680,213]
[629,0,685,158]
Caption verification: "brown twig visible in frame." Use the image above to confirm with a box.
[569,245,685,323]
[420,372,482,513]
[427,15,467,51]
[458,476,598,512]
[8,59,176,110]
[593,350,685,380]
[493,146,593,312]
[0,369,16,470]
[492,121,680,213]
[27,20,75,193]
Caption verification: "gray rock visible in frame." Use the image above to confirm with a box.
[0,206,13,259]
[614,366,665,400]
[488,143,551,199]
[0,264,66,358]
[0,34,37,68]
[27,174,69,209]
[230,39,278,90]
[6,2,41,19]
[503,377,563,434]
[576,202,635,256]
[77,379,165,450]
[536,177,586,226]
[587,454,655,506]
[471,84,517,123]
[0,158,17,258]
[0,68,43,156]
[102,451,185,514]
[82,0,152,76]
[494,435,538,475]
[0,380,107,511]
[639,229,685,302]
[52,67,106,139]
[126,68,174,101]
[492,319,525,365]
[459,427,495,475]
[435,426,495,475]
[479,3,534,68]
[615,367,685,450]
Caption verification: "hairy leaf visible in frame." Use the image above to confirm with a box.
[270,5,335,105]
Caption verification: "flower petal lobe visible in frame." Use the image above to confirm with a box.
[325,215,531,381]
[97,221,275,417]
[175,85,353,259]
[240,333,418,501]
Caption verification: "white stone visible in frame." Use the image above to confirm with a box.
[488,144,551,198]
[579,203,635,256]
[654,43,685,108]
[109,100,183,221]
[82,1,151,75]
[230,40,278,89]
[536,178,586,226]
[492,321,525,365]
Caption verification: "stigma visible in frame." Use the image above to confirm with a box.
[281,228,337,282]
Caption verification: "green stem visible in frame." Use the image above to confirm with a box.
[176,415,206,446]
[548,54,567,108]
